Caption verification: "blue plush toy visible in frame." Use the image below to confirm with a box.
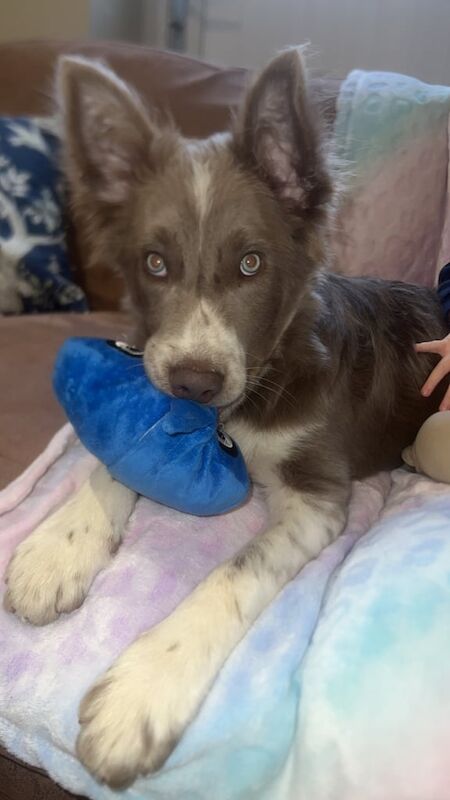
[53,338,250,516]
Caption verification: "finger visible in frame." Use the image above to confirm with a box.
[439,383,450,411]
[415,340,444,354]
[421,358,450,396]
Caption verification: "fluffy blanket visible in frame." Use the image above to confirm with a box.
[2,426,450,800]
[334,69,450,285]
[2,69,450,800]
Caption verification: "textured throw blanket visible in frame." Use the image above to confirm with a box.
[2,70,450,800]
[334,70,450,285]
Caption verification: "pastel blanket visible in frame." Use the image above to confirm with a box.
[334,69,450,286]
[2,426,450,800]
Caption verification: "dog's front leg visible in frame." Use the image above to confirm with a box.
[4,463,136,625]
[77,481,348,787]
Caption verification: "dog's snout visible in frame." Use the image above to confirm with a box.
[169,364,224,404]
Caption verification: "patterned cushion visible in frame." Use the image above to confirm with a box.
[0,116,87,314]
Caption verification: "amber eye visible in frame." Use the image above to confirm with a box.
[240,253,261,276]
[146,252,167,277]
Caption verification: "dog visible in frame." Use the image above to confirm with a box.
[4,49,448,788]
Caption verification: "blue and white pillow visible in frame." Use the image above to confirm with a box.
[0,116,87,314]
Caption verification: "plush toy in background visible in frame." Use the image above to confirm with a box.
[402,411,450,484]
[53,337,250,515]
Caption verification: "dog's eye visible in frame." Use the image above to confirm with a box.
[146,252,167,277]
[240,253,261,277]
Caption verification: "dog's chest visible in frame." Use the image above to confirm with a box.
[226,418,306,486]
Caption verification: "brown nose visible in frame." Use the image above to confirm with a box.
[169,365,224,404]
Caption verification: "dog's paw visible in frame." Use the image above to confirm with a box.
[4,515,115,626]
[77,621,208,787]
[3,465,136,626]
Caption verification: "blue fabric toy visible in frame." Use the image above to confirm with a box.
[53,337,250,516]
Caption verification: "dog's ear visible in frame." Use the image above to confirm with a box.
[57,57,158,206]
[234,48,331,214]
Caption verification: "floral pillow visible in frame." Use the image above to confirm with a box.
[0,116,87,314]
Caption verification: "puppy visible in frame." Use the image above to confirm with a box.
[4,49,447,787]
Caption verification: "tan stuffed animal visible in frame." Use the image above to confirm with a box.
[402,411,450,483]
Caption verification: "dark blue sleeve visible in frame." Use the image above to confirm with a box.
[437,263,450,327]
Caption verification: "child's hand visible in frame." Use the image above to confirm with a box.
[415,333,450,410]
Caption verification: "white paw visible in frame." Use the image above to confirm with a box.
[4,515,115,625]
[4,466,136,626]
[77,620,210,787]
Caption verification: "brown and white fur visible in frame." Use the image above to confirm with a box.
[4,50,448,787]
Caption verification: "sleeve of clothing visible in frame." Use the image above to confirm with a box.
[437,263,450,326]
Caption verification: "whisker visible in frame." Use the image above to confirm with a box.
[245,382,274,403]
[244,355,286,378]
[125,362,145,371]
[136,424,153,445]
[242,391,261,416]
[246,377,298,411]
[246,367,299,401]
[255,377,298,405]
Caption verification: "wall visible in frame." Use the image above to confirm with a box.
[0,0,89,41]
[141,0,168,49]
[90,0,144,42]
[89,0,450,87]
[198,0,450,84]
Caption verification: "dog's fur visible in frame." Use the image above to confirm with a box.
[4,50,448,787]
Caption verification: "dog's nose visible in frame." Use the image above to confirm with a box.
[169,365,224,404]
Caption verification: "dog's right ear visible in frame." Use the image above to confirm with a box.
[57,57,158,206]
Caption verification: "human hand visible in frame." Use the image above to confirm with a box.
[415,333,450,410]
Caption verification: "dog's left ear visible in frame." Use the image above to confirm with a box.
[234,48,331,214]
